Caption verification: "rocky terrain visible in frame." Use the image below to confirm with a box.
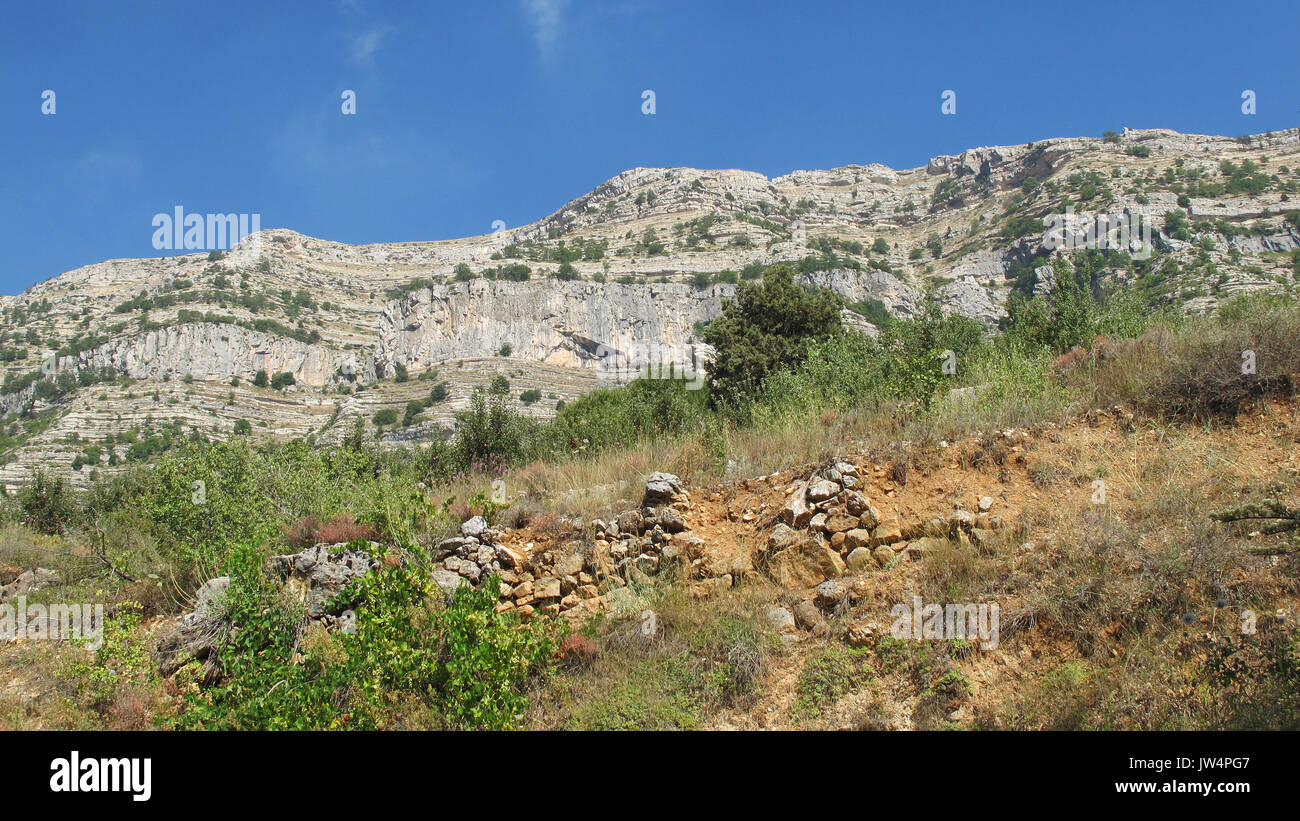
[2,126,1299,488]
[87,394,1296,730]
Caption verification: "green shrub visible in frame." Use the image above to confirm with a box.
[794,646,872,720]
[453,387,537,472]
[18,469,77,534]
[702,265,842,408]
[173,541,554,730]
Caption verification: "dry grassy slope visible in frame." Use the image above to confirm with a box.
[1,399,1297,729]
[2,127,1299,487]
[503,397,1300,729]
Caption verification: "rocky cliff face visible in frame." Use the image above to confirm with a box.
[2,127,1297,486]
[70,324,370,388]
[377,279,725,375]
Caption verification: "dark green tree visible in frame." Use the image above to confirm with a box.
[701,265,843,407]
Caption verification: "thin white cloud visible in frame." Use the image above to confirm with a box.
[524,0,568,53]
[349,24,394,66]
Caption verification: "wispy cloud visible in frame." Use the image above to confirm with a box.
[524,0,569,54]
[349,23,394,66]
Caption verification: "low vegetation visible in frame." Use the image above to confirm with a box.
[2,258,1298,730]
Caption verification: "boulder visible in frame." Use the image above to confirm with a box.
[825,513,859,534]
[643,472,687,506]
[815,580,849,610]
[650,507,688,533]
[194,576,230,617]
[807,480,840,503]
[846,546,874,573]
[533,577,562,600]
[767,533,846,589]
[432,569,467,595]
[555,551,585,577]
[871,516,903,545]
[906,536,950,558]
[793,600,824,631]
[844,528,873,550]
[437,536,478,555]
[460,516,489,538]
[767,523,800,552]
[616,509,645,536]
[764,605,798,633]
[779,482,813,528]
[844,491,871,516]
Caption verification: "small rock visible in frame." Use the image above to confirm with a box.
[825,513,859,534]
[643,472,687,506]
[807,480,840,503]
[843,491,872,516]
[844,528,873,550]
[779,482,813,528]
[616,509,644,536]
[432,569,466,595]
[533,577,562,600]
[793,600,824,631]
[846,547,874,573]
[872,516,903,545]
[555,552,585,577]
[815,580,848,609]
[764,605,798,633]
[460,516,489,538]
[845,621,875,647]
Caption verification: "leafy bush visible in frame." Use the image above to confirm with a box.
[173,540,554,730]
[453,387,537,473]
[702,265,843,408]
[18,469,77,534]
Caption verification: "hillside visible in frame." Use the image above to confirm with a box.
[3,127,1299,489]
[4,384,1299,730]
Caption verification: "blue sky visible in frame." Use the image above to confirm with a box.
[0,0,1294,294]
